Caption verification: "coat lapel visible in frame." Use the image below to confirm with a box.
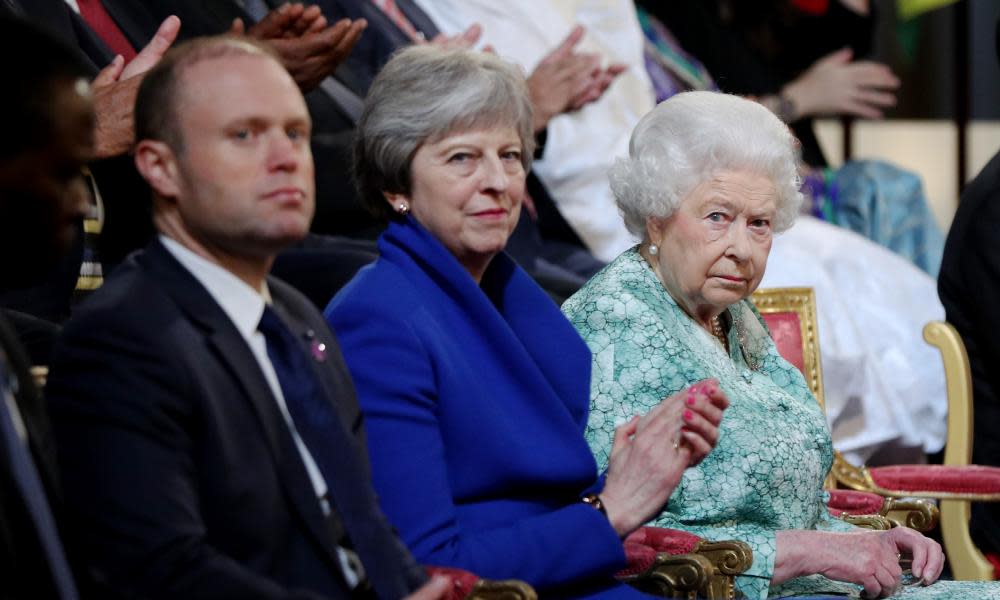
[137,241,343,566]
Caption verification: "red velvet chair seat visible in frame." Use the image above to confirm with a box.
[618,541,659,577]
[626,526,702,554]
[826,489,886,516]
[868,465,1000,497]
[426,566,488,600]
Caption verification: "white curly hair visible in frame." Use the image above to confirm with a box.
[610,91,803,238]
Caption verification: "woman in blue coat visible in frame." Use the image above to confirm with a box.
[324,45,728,598]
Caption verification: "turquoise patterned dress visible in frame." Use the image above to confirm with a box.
[562,247,1000,599]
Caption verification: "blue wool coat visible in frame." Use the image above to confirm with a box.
[325,217,650,598]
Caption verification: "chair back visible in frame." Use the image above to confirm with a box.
[749,287,825,410]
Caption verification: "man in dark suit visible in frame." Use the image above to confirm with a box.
[46,35,448,599]
[0,14,96,599]
[939,148,1000,557]
[937,21,1000,560]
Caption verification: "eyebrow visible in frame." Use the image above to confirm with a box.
[699,196,737,211]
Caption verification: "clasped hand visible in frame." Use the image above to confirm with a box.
[231,3,367,93]
[600,379,728,537]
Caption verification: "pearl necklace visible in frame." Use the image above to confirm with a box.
[711,315,728,350]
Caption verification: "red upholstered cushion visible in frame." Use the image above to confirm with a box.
[868,464,1000,495]
[625,526,702,555]
[826,489,886,516]
[760,312,805,373]
[425,565,481,600]
[985,553,1000,580]
[617,541,658,577]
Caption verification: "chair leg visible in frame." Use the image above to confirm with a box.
[940,499,993,580]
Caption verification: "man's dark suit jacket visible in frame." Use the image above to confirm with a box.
[939,148,1000,555]
[0,313,69,599]
[45,239,426,599]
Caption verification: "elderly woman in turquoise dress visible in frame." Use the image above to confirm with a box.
[563,91,1000,599]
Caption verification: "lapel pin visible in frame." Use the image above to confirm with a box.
[303,330,327,363]
[311,340,327,363]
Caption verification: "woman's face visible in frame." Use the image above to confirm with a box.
[388,125,525,280]
[648,169,777,321]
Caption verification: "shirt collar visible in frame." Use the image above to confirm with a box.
[159,235,271,339]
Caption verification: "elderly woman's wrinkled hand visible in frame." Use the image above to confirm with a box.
[776,527,943,598]
[599,379,728,538]
[823,528,943,598]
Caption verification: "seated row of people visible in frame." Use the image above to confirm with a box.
[7,13,1000,597]
[4,0,952,474]
[415,0,950,469]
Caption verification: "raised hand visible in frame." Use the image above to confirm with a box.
[527,26,626,132]
[91,15,181,158]
[233,3,366,93]
[428,23,484,50]
[782,47,900,120]
[599,379,728,537]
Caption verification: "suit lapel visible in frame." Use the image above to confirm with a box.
[137,242,343,566]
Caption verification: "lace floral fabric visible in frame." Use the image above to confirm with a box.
[563,247,1000,599]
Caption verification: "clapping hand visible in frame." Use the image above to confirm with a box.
[231,3,367,93]
[527,25,626,132]
[599,379,728,537]
[91,15,181,158]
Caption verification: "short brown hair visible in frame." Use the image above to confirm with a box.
[134,35,280,153]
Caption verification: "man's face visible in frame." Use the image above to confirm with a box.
[164,53,314,261]
[0,78,93,286]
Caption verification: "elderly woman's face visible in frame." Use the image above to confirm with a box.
[648,169,777,320]
[390,125,525,278]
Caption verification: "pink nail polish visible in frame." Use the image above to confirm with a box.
[683,410,693,421]
[685,397,695,406]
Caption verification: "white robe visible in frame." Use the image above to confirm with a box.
[414,0,948,460]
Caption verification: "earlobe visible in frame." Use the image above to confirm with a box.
[134,140,181,199]
[645,216,666,245]
[383,191,410,216]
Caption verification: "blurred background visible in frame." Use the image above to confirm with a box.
[815,0,1000,230]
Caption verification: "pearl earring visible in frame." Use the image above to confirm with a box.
[649,244,658,256]
[396,202,410,215]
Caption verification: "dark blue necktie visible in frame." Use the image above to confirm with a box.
[257,306,386,590]
[0,356,78,600]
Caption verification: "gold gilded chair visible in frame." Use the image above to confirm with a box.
[752,287,1000,580]
[619,526,753,599]
[425,566,537,600]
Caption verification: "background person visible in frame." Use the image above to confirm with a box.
[0,14,96,599]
